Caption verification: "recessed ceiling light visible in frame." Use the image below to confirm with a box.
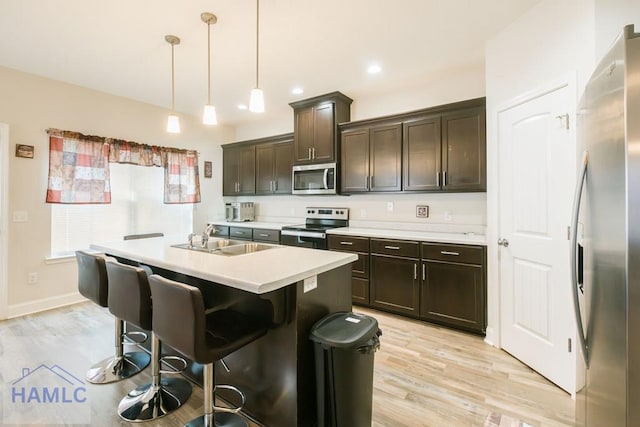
[367,64,382,74]
[292,87,304,95]
[238,104,248,110]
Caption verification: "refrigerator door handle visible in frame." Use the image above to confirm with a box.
[570,150,589,367]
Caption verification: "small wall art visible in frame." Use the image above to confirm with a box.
[15,144,34,159]
[204,161,212,178]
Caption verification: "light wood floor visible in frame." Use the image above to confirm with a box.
[0,302,575,427]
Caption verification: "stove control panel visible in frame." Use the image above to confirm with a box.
[305,207,349,220]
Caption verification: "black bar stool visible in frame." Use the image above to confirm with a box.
[106,261,192,422]
[148,274,268,427]
[76,250,150,384]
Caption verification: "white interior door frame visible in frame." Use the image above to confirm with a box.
[486,73,577,349]
[0,123,9,320]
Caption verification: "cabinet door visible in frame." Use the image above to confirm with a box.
[340,128,370,193]
[273,140,293,194]
[421,261,485,333]
[370,255,420,317]
[441,107,486,191]
[222,148,239,195]
[370,124,402,192]
[238,146,256,195]
[255,144,275,195]
[403,116,441,191]
[294,107,314,163]
[352,277,370,306]
[313,103,335,162]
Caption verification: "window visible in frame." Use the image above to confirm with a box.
[51,163,192,256]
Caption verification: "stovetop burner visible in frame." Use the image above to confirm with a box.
[281,207,350,233]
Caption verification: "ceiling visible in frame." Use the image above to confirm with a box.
[0,0,540,127]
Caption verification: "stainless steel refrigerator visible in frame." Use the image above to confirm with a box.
[571,24,640,427]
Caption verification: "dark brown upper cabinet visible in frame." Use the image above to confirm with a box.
[256,135,293,195]
[341,123,402,193]
[223,144,255,196]
[290,92,352,165]
[441,107,486,191]
[340,97,486,194]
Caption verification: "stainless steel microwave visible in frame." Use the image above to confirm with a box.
[292,163,337,195]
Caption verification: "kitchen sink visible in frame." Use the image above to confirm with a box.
[171,240,278,256]
[215,242,276,256]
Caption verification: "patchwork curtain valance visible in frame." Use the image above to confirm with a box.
[45,129,201,204]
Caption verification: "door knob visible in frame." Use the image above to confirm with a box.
[498,238,509,247]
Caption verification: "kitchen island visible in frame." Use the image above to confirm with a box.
[91,236,356,427]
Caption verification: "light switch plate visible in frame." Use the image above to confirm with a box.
[13,211,28,222]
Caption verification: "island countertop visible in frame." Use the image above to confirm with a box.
[91,236,357,295]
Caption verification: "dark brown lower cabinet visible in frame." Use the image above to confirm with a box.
[327,235,370,305]
[370,238,420,317]
[420,243,486,334]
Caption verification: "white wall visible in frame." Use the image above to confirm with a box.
[0,66,235,316]
[595,0,640,58]
[485,0,596,345]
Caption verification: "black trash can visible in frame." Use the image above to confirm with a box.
[310,311,382,427]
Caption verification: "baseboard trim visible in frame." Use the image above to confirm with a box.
[5,292,86,319]
[484,326,497,347]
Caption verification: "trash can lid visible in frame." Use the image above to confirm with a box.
[310,312,379,348]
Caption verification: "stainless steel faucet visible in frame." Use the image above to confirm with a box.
[202,224,215,247]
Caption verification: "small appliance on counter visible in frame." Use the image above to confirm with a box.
[225,202,255,222]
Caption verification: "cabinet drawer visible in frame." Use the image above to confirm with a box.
[328,235,369,252]
[422,243,484,265]
[371,238,419,258]
[208,224,229,237]
[229,227,253,240]
[253,228,280,243]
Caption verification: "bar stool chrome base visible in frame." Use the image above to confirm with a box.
[118,377,192,422]
[85,351,150,384]
[184,412,248,427]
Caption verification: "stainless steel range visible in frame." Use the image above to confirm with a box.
[281,207,349,249]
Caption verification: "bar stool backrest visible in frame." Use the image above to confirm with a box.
[76,251,109,307]
[105,262,152,331]
[148,275,207,363]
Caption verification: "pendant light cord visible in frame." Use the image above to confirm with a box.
[207,21,211,105]
[255,0,260,88]
[171,43,176,112]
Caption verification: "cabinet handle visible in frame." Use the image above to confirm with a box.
[422,264,426,281]
[443,170,447,186]
[340,241,354,245]
[308,147,312,160]
[259,233,269,237]
[312,147,316,159]
[274,181,278,191]
[384,245,400,250]
[440,251,460,256]
[436,172,440,187]
[414,264,417,280]
[236,231,245,235]
[370,175,374,188]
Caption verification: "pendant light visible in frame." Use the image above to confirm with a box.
[201,12,218,125]
[165,34,181,133]
[249,0,264,113]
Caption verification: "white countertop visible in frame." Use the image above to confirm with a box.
[326,227,487,245]
[91,236,357,295]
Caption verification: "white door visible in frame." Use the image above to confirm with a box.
[0,123,8,320]
[497,83,576,393]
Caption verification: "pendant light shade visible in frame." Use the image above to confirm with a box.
[167,114,180,133]
[165,35,181,133]
[201,12,218,125]
[249,0,264,113]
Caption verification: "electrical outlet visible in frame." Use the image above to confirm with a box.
[387,202,394,212]
[360,208,367,218]
[416,205,429,218]
[444,211,453,222]
[27,272,38,284]
[13,211,28,222]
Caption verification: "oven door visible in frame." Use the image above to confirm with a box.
[280,230,327,249]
